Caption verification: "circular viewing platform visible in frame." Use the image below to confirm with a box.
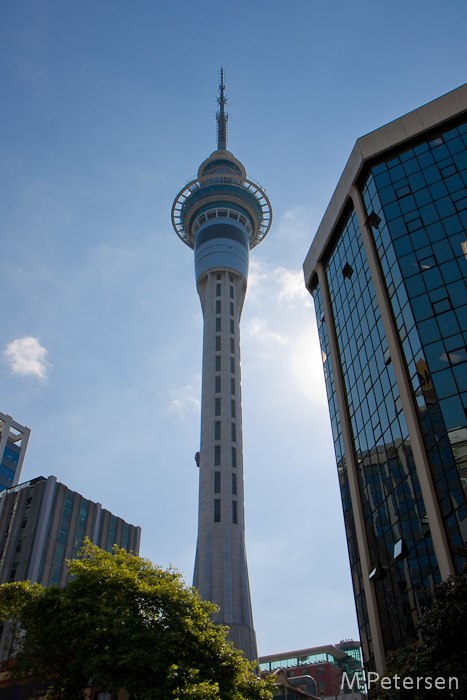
[172,174,272,250]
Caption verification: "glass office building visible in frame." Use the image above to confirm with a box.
[304,84,467,673]
[0,412,30,491]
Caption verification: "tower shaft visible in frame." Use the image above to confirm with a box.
[194,258,256,659]
[171,73,272,661]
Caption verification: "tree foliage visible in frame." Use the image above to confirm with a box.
[373,566,467,700]
[0,540,272,700]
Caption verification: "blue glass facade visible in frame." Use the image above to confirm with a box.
[0,441,21,490]
[194,219,250,281]
[362,124,467,564]
[313,210,440,664]
[307,101,467,670]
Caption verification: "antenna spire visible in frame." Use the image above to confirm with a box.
[216,67,228,150]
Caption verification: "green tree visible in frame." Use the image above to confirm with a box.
[0,540,272,700]
[373,566,467,700]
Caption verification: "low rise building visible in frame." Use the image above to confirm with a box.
[259,641,364,697]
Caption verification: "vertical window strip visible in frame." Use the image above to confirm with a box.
[214,499,221,522]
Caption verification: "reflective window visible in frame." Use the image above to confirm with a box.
[3,447,19,465]
[363,120,467,572]
[316,203,440,660]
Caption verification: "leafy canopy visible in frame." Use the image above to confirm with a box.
[0,539,272,700]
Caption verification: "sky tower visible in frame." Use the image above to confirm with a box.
[171,70,272,661]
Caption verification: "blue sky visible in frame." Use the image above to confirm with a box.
[2,0,467,655]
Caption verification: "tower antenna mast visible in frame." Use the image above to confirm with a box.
[216,66,228,150]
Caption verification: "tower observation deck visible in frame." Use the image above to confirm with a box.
[171,70,272,661]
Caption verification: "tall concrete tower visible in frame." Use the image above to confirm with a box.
[171,70,272,661]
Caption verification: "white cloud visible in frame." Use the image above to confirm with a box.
[168,384,201,421]
[4,337,51,380]
[244,318,287,345]
[248,259,312,308]
[276,267,312,307]
[276,206,313,240]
